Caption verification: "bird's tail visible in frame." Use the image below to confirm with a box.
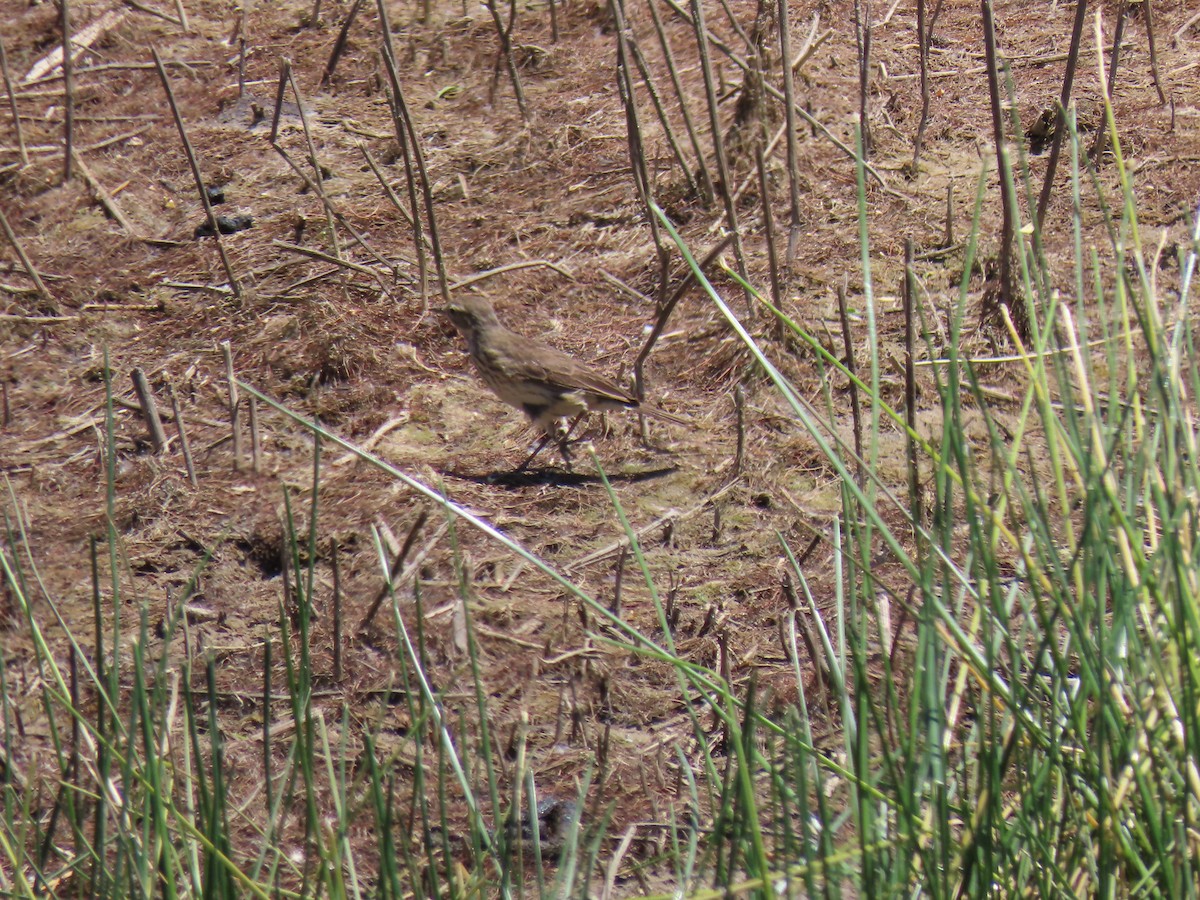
[637,404,689,427]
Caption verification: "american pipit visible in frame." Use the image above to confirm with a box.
[439,295,685,466]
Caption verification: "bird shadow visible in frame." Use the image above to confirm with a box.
[443,464,678,489]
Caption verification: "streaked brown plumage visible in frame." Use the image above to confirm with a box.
[439,295,684,459]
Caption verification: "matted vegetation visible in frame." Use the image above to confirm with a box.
[3,0,1200,895]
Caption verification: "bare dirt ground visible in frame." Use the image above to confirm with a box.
[3,0,1199,886]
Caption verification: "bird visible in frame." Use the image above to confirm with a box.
[438,295,685,468]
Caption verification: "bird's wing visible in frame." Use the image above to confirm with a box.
[490,329,688,424]
[545,357,636,405]
[497,331,637,406]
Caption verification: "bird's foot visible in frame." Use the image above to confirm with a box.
[556,439,574,470]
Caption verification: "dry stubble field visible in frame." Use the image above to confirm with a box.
[2,0,1199,888]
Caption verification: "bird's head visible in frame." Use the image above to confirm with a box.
[436,295,502,334]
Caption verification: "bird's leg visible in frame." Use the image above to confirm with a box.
[513,407,556,473]
[515,432,555,473]
[514,414,585,472]
[555,413,587,464]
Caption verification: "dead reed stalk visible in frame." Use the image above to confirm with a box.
[221,340,243,471]
[612,0,671,299]
[130,367,167,453]
[689,0,754,318]
[152,47,242,298]
[376,0,451,306]
[979,0,1018,336]
[0,39,27,166]
[484,0,530,121]
[62,0,75,183]
[1035,0,1087,227]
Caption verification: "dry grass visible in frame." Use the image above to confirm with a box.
[2,0,1199,882]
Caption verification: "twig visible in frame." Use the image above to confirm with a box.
[159,280,233,295]
[646,0,714,204]
[81,300,165,311]
[853,0,872,156]
[568,509,680,572]
[55,124,157,155]
[331,539,342,681]
[979,0,1014,324]
[167,381,198,487]
[927,0,946,32]
[0,39,27,166]
[0,206,54,305]
[270,149,398,283]
[1173,9,1200,43]
[271,264,343,298]
[714,0,750,47]
[22,8,128,83]
[625,28,701,202]
[483,0,530,120]
[875,0,904,27]
[776,0,804,263]
[376,0,451,305]
[448,259,574,292]
[755,143,782,318]
[912,0,930,166]
[72,151,138,235]
[121,0,183,25]
[271,239,391,286]
[248,394,261,473]
[221,340,242,471]
[152,47,241,298]
[0,313,73,322]
[1035,0,1087,227]
[1,124,156,156]
[610,545,626,616]
[659,0,894,193]
[89,126,158,157]
[1143,0,1166,106]
[902,240,920,527]
[320,0,363,87]
[359,511,431,632]
[1091,0,1127,162]
[371,86,427,298]
[130,367,167,452]
[270,61,334,255]
[836,283,863,485]
[237,36,247,99]
[690,0,754,318]
[599,269,649,303]
[944,181,954,247]
[612,0,670,301]
[358,143,428,248]
[728,116,785,205]
[21,60,211,89]
[565,479,739,572]
[733,384,745,477]
[61,0,74,183]
[283,59,342,258]
[634,233,734,401]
